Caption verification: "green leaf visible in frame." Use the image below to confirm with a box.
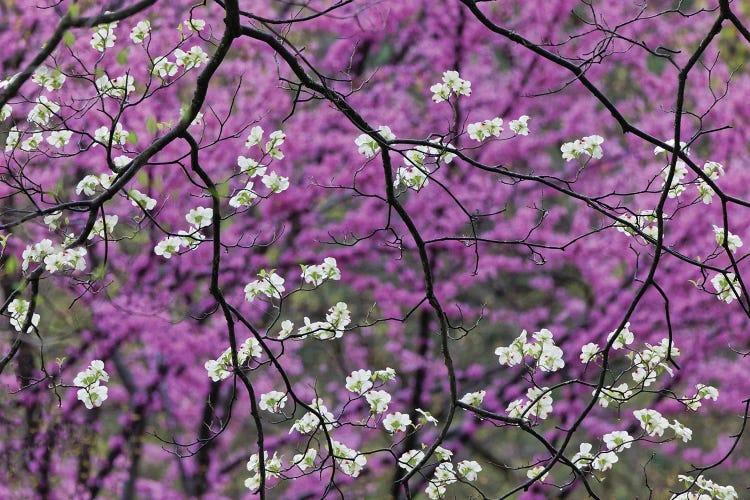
[116,48,130,66]
[146,117,157,135]
[126,131,138,145]
[63,31,76,48]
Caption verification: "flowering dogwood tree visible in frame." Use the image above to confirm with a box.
[2,0,750,498]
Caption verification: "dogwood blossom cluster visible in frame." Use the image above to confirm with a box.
[94,122,129,146]
[459,390,485,407]
[174,46,209,70]
[129,20,151,43]
[560,135,604,161]
[393,140,455,192]
[7,298,40,333]
[629,338,681,387]
[712,225,743,253]
[238,126,290,197]
[258,391,287,413]
[660,160,689,198]
[506,386,554,420]
[710,272,741,304]
[74,360,109,409]
[244,451,283,491]
[127,189,157,211]
[204,337,263,382]
[682,383,720,411]
[672,474,738,499]
[467,117,503,141]
[153,207,213,258]
[354,125,396,158]
[91,22,118,52]
[96,74,136,99]
[300,257,341,286]
[244,269,285,301]
[21,239,87,274]
[88,215,119,240]
[615,209,660,240]
[495,328,564,372]
[31,66,66,91]
[509,115,530,135]
[398,444,481,499]
[697,161,725,204]
[290,398,336,434]
[633,409,692,443]
[430,70,471,103]
[293,302,351,340]
[27,96,59,126]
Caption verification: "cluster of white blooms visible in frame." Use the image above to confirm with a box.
[229,181,258,208]
[96,74,136,99]
[560,135,604,161]
[398,444,481,499]
[258,391,287,413]
[204,337,262,382]
[152,56,179,78]
[672,474,738,499]
[94,122,129,146]
[393,141,455,192]
[153,207,213,258]
[467,117,503,141]
[244,451,283,491]
[712,225,743,253]
[710,272,741,304]
[602,430,633,452]
[354,125,396,158]
[46,130,73,148]
[74,360,109,409]
[0,103,10,121]
[88,215,119,240]
[7,298,40,333]
[654,139,690,158]
[682,383,720,411]
[174,46,209,70]
[20,133,44,152]
[237,156,266,177]
[294,302,351,340]
[330,440,367,477]
[615,209,660,240]
[183,18,206,32]
[290,398,336,434]
[506,386,554,420]
[292,448,317,472]
[27,96,59,126]
[383,412,412,433]
[595,383,632,408]
[629,338,681,387]
[495,328,564,372]
[127,189,157,210]
[239,126,290,197]
[580,342,600,363]
[697,161,725,204]
[365,389,392,413]
[301,257,341,286]
[660,160,689,198]
[32,66,66,91]
[76,173,116,197]
[459,390,485,407]
[633,409,691,442]
[430,70,471,103]
[130,20,151,43]
[91,22,118,52]
[244,269,285,301]
[509,115,530,135]
[345,369,374,395]
[264,130,286,160]
[526,465,549,482]
[38,245,86,274]
[607,321,635,350]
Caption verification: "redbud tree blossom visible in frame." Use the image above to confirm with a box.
[1,1,750,498]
